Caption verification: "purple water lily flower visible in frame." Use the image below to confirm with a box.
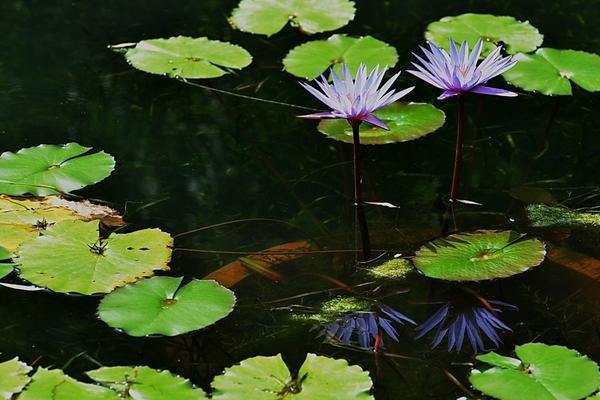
[408,38,517,100]
[298,63,414,130]
[318,304,416,351]
[416,299,516,354]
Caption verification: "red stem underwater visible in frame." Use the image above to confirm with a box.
[449,95,465,204]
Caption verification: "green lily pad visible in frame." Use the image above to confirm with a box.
[0,194,122,253]
[211,353,374,399]
[0,246,10,260]
[413,230,546,281]
[18,220,172,294]
[470,343,600,400]
[283,34,398,79]
[18,367,119,400]
[425,13,543,56]
[125,36,252,79]
[0,143,115,196]
[229,0,355,36]
[0,357,32,399]
[317,102,445,145]
[503,48,600,95]
[98,276,235,336]
[0,264,14,280]
[87,366,207,399]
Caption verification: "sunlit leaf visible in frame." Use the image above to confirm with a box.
[283,34,398,79]
[18,220,172,294]
[211,353,374,399]
[317,102,445,145]
[98,276,235,336]
[0,143,115,196]
[125,36,252,79]
[470,343,600,400]
[229,0,355,36]
[87,366,208,399]
[0,195,122,253]
[413,230,546,281]
[18,367,119,400]
[503,48,600,95]
[425,13,543,56]
[0,357,31,399]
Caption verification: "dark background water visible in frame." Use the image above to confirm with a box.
[1,0,600,398]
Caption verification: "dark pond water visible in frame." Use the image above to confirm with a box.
[1,0,600,398]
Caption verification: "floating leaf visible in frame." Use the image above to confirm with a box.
[503,48,600,95]
[18,220,172,294]
[0,357,32,399]
[470,343,600,400]
[0,195,121,253]
[229,0,355,36]
[317,102,445,145]
[425,13,543,56]
[18,368,119,400]
[413,230,546,281]
[0,246,10,260]
[367,258,413,280]
[0,143,115,196]
[98,276,235,336]
[0,264,14,280]
[283,34,398,79]
[125,36,252,79]
[211,353,374,399]
[87,366,207,399]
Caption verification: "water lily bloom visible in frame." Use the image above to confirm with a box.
[298,64,414,130]
[416,299,516,354]
[408,38,517,100]
[318,304,416,351]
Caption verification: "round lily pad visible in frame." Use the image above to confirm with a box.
[98,276,235,337]
[0,143,115,196]
[503,48,600,95]
[425,13,543,56]
[413,230,546,281]
[125,36,252,79]
[0,246,10,261]
[0,357,32,399]
[18,368,119,400]
[18,220,173,294]
[229,0,355,36]
[317,102,445,145]
[87,366,207,399]
[470,343,600,400]
[211,353,374,399]
[283,34,398,79]
[0,194,121,253]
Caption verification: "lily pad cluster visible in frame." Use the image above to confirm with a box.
[470,343,600,400]
[424,13,600,95]
[0,354,374,399]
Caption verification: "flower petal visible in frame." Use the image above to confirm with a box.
[437,90,460,100]
[361,114,389,130]
[470,85,517,97]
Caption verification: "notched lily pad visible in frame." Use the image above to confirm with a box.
[125,36,252,79]
[0,357,32,399]
[18,367,119,400]
[0,195,122,253]
[470,343,600,400]
[18,220,172,294]
[413,230,546,281]
[98,276,235,336]
[425,13,543,56]
[211,353,374,399]
[0,143,115,196]
[87,366,207,399]
[283,34,398,79]
[317,102,445,145]
[503,48,600,95]
[229,0,355,36]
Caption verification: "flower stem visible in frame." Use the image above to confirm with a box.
[351,120,371,260]
[449,95,465,205]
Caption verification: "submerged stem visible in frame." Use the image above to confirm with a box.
[351,120,371,260]
[449,95,466,204]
